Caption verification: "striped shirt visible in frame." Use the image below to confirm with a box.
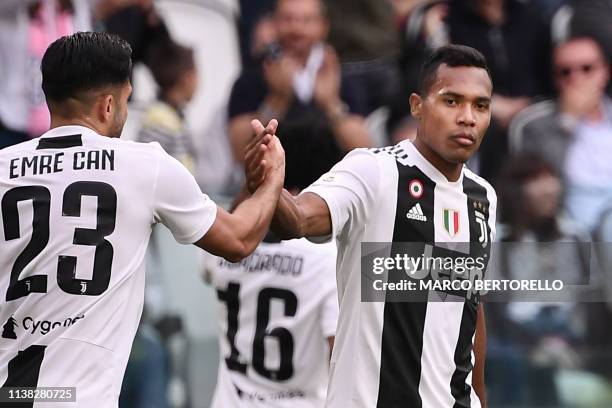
[303,140,497,408]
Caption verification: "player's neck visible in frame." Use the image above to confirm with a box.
[412,138,462,182]
[49,116,105,136]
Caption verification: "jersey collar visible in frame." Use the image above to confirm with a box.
[40,125,100,139]
[401,140,465,186]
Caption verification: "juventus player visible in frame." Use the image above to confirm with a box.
[246,45,497,408]
[204,232,337,408]
[0,32,284,407]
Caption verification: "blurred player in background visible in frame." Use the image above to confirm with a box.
[247,45,497,408]
[204,231,337,408]
[0,32,284,407]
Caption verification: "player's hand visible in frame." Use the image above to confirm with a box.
[244,119,283,193]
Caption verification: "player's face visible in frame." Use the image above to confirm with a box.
[109,81,132,138]
[412,64,492,164]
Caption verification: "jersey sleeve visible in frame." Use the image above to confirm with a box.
[152,146,218,244]
[302,149,381,243]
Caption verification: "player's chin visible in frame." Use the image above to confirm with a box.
[444,148,474,164]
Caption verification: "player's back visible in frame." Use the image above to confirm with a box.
[204,237,338,408]
[0,125,215,406]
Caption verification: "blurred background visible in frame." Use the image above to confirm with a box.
[1,0,612,407]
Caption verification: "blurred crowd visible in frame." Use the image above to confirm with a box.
[1,0,612,407]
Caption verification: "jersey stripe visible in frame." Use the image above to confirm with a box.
[448,174,492,407]
[37,134,82,149]
[451,301,478,408]
[376,161,435,408]
[1,344,46,408]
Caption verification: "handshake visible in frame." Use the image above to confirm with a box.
[244,119,286,194]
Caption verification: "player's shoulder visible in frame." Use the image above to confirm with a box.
[364,139,427,169]
[333,143,402,173]
[463,167,497,201]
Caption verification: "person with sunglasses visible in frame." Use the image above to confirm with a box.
[509,35,612,233]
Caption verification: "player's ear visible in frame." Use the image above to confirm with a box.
[98,93,113,124]
[409,93,423,120]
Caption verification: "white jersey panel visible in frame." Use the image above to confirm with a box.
[418,177,473,408]
[304,148,399,408]
[0,126,217,406]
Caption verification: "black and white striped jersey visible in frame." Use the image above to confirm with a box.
[303,140,497,408]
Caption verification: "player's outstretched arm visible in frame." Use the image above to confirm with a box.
[195,121,285,262]
[473,303,488,408]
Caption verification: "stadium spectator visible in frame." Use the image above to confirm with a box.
[388,0,448,144]
[227,0,371,166]
[568,0,612,64]
[444,0,552,182]
[510,36,611,232]
[550,0,612,95]
[236,0,276,68]
[0,0,92,148]
[248,13,278,64]
[137,40,198,174]
[487,154,590,406]
[397,0,449,97]
[393,0,553,180]
[325,0,401,116]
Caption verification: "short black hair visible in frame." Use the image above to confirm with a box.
[418,44,492,95]
[42,31,132,103]
[148,40,195,92]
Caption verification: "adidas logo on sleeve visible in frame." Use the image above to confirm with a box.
[406,203,427,222]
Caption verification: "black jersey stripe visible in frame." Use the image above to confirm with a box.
[1,344,47,408]
[376,160,436,408]
[451,300,478,408]
[37,134,82,149]
[449,174,492,407]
